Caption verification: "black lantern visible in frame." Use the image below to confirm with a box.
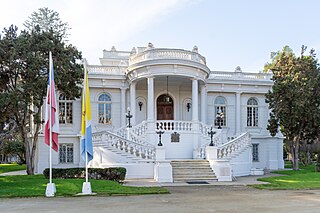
[156,130,165,146]
[126,108,132,128]
[138,101,143,111]
[186,103,191,112]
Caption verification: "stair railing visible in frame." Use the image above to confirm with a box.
[217,132,250,159]
[92,131,155,160]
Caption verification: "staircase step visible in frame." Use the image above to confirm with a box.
[174,177,218,182]
[171,159,216,182]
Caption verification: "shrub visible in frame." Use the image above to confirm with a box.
[43,167,126,183]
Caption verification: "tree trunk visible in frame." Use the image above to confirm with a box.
[291,138,300,170]
[23,129,34,175]
[307,143,311,165]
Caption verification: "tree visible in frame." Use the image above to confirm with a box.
[265,45,320,170]
[1,139,25,164]
[0,24,83,174]
[24,7,70,40]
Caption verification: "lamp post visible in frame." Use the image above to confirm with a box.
[156,130,165,146]
[126,108,132,128]
[208,127,216,146]
[216,108,224,129]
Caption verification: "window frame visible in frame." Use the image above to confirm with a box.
[59,143,74,164]
[98,93,112,125]
[252,143,259,162]
[247,97,258,127]
[214,96,227,127]
[58,94,73,124]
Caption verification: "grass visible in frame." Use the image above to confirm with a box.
[0,163,26,174]
[0,175,169,198]
[253,164,320,190]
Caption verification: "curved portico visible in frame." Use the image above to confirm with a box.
[127,45,210,127]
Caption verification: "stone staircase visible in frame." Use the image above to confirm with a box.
[171,160,217,182]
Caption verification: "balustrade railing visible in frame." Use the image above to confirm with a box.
[131,121,148,136]
[198,122,222,158]
[156,120,193,131]
[217,132,250,159]
[209,71,272,81]
[129,48,207,65]
[199,122,222,144]
[116,126,128,138]
[88,65,125,75]
[93,131,155,160]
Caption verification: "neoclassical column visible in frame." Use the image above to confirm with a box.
[130,82,136,125]
[147,77,155,122]
[235,92,241,135]
[192,78,199,122]
[120,88,126,127]
[200,85,207,124]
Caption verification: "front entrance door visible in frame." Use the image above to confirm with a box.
[157,94,174,120]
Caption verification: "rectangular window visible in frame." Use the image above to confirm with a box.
[59,102,73,124]
[59,143,74,163]
[247,107,258,127]
[214,106,226,127]
[252,144,259,162]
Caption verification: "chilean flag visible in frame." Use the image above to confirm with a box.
[44,52,59,152]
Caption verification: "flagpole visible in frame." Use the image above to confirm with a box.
[81,59,93,194]
[84,64,88,184]
[49,51,52,185]
[46,51,56,197]
[83,59,88,183]
[86,152,88,183]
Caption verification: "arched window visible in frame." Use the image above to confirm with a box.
[98,93,112,124]
[214,96,226,127]
[59,94,73,124]
[247,98,258,127]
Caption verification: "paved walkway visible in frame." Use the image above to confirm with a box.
[0,185,319,213]
[1,171,320,213]
[0,170,27,176]
[123,172,283,187]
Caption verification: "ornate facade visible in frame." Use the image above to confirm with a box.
[37,44,284,182]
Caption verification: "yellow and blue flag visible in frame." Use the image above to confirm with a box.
[81,67,93,163]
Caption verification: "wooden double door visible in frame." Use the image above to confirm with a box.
[157,94,174,120]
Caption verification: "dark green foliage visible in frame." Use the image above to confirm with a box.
[1,139,25,164]
[24,7,70,40]
[265,45,320,170]
[43,167,127,183]
[0,8,83,174]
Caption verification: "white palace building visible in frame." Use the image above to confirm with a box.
[37,43,284,182]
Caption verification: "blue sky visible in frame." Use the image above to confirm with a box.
[1,0,320,72]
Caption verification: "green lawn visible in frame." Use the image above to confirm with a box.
[0,175,169,198]
[0,164,26,174]
[253,164,320,190]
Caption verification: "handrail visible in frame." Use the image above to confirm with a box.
[93,131,155,160]
[217,132,251,159]
[156,120,193,131]
[130,121,148,136]
[198,122,222,145]
[197,122,222,158]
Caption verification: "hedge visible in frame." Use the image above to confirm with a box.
[43,167,126,183]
